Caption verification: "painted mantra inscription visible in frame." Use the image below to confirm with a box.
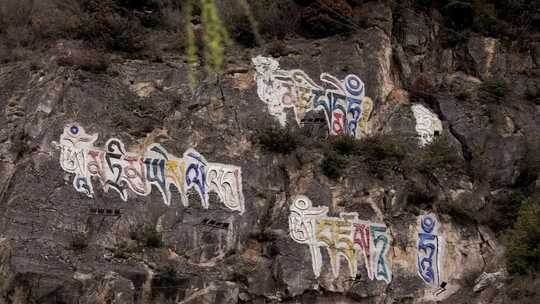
[252,56,374,139]
[289,196,391,282]
[412,104,443,146]
[56,124,245,213]
[417,213,444,287]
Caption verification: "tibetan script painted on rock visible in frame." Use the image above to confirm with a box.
[412,104,443,146]
[252,56,374,139]
[288,195,391,282]
[56,123,245,213]
[417,213,444,287]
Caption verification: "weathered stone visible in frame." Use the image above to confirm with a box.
[0,2,539,303]
[473,272,505,293]
[467,36,507,80]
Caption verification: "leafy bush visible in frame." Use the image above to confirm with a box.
[437,194,476,222]
[57,48,110,72]
[320,135,408,180]
[143,225,163,248]
[113,240,136,259]
[217,0,260,47]
[505,199,540,275]
[153,265,182,301]
[443,0,475,29]
[300,0,354,38]
[250,0,301,40]
[417,137,463,173]
[113,0,160,10]
[416,0,434,7]
[71,232,88,250]
[266,40,290,58]
[78,6,147,52]
[355,135,409,179]
[328,134,361,156]
[478,191,525,233]
[480,79,510,98]
[503,275,540,304]
[0,0,34,29]
[321,152,349,180]
[455,89,471,100]
[410,74,435,102]
[255,126,301,154]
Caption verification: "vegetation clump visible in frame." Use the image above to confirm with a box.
[113,240,136,259]
[480,79,510,98]
[319,134,409,180]
[505,198,540,275]
[255,125,301,154]
[71,232,88,250]
[417,136,463,173]
[143,225,163,248]
[321,152,349,180]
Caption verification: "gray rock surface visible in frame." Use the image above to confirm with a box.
[0,1,539,303]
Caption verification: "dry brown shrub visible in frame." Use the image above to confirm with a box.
[56,46,110,72]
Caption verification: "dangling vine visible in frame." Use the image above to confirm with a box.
[184,0,261,92]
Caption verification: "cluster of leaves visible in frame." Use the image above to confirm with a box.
[416,0,539,38]
[436,193,477,223]
[71,232,89,250]
[57,47,111,72]
[479,79,510,98]
[129,224,163,248]
[505,198,540,275]
[320,135,409,180]
[113,240,137,259]
[143,225,163,248]
[0,0,151,51]
[503,274,540,304]
[152,265,183,301]
[255,125,302,155]
[416,137,463,173]
[299,0,354,38]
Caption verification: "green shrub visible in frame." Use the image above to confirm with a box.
[249,0,301,40]
[455,89,471,100]
[143,225,163,248]
[480,79,510,98]
[153,265,181,301]
[78,8,147,52]
[437,194,476,222]
[300,0,353,38]
[329,134,361,156]
[113,240,136,259]
[417,137,462,173]
[478,192,525,233]
[266,40,290,58]
[443,0,475,29]
[504,275,540,304]
[526,91,540,105]
[321,153,349,180]
[505,199,540,275]
[255,126,301,154]
[71,232,88,250]
[57,48,110,72]
[113,0,160,10]
[351,135,409,179]
[416,0,433,7]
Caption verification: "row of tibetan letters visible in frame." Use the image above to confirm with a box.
[252,56,373,139]
[289,196,444,285]
[57,124,245,213]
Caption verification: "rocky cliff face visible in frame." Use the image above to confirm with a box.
[0,1,539,303]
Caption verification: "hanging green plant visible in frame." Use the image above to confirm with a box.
[184,0,198,92]
[200,0,231,75]
[184,0,261,93]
